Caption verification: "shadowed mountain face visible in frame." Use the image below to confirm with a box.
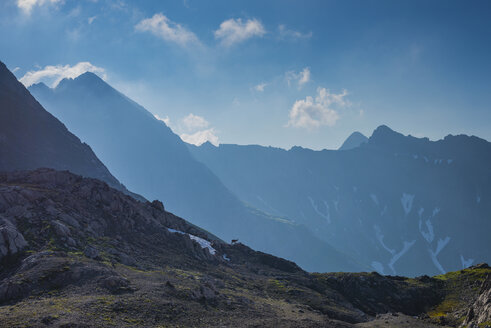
[0,169,489,327]
[339,132,368,150]
[0,62,126,193]
[189,126,491,276]
[29,73,361,273]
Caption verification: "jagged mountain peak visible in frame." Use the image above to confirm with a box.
[0,60,131,196]
[339,131,368,150]
[56,71,110,92]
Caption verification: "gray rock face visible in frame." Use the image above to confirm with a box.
[0,217,27,260]
[0,169,225,268]
[463,269,491,327]
[84,246,100,260]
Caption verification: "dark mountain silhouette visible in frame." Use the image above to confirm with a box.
[189,125,491,276]
[338,131,368,150]
[0,61,127,194]
[29,72,361,273]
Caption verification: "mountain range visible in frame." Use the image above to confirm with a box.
[0,62,125,193]
[0,168,489,327]
[27,69,491,277]
[27,70,360,273]
[189,126,491,276]
[0,60,489,327]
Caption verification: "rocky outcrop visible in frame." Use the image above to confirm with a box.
[0,169,489,327]
[0,216,27,261]
[462,266,491,327]
[0,169,225,269]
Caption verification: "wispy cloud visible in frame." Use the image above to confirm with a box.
[158,113,219,146]
[254,82,267,92]
[180,128,219,146]
[154,114,171,126]
[88,16,97,24]
[278,25,312,40]
[19,62,106,87]
[214,18,266,47]
[135,13,199,47]
[16,0,61,14]
[286,67,311,89]
[181,113,209,131]
[287,87,349,129]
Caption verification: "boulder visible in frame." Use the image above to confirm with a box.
[84,246,100,260]
[0,217,27,260]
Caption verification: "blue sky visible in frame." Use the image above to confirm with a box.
[1,0,490,149]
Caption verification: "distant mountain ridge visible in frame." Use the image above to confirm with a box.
[0,61,130,195]
[338,131,368,150]
[29,72,361,273]
[189,125,491,276]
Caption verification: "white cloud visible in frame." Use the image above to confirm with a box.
[88,16,97,24]
[254,82,267,92]
[214,18,266,47]
[19,62,106,87]
[135,13,199,47]
[154,114,171,126]
[298,67,310,86]
[17,0,61,14]
[278,25,312,40]
[180,128,219,146]
[12,67,21,73]
[181,113,209,131]
[286,67,311,88]
[160,113,219,146]
[287,87,349,129]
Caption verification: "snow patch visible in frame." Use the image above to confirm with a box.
[432,207,440,217]
[333,200,339,212]
[401,193,414,216]
[388,240,416,275]
[308,197,331,224]
[419,219,435,243]
[256,195,282,216]
[477,196,481,203]
[188,234,217,255]
[223,254,230,262]
[460,255,474,269]
[371,261,385,275]
[423,156,429,163]
[168,228,217,255]
[167,228,184,234]
[381,205,388,216]
[428,237,451,274]
[447,159,453,164]
[370,193,379,206]
[374,225,395,255]
[418,208,424,218]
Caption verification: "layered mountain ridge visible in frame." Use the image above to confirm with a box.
[28,70,361,273]
[0,62,126,193]
[189,125,491,276]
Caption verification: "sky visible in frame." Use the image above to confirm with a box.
[1,0,490,150]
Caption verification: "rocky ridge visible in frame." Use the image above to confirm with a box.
[0,168,488,327]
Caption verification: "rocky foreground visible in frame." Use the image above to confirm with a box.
[0,169,489,327]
